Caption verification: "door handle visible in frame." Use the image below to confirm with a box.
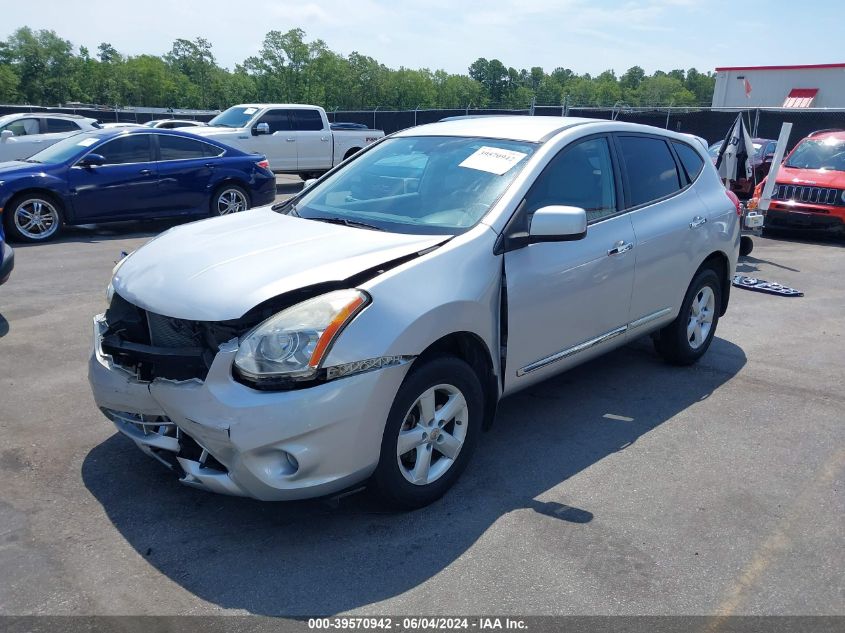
[689,216,707,229]
[607,240,634,256]
[204,163,215,169]
[321,137,329,142]
[285,137,295,142]
[139,169,152,176]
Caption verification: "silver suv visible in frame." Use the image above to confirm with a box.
[89,116,740,508]
[0,113,99,162]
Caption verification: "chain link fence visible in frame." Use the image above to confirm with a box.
[3,103,843,150]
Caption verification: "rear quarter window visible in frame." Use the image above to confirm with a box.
[672,141,705,182]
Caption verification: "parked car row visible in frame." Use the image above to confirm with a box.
[0,104,384,243]
[0,127,276,242]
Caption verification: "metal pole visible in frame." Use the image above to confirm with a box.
[414,105,419,127]
[373,106,380,130]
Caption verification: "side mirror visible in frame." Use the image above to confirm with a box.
[79,153,106,168]
[529,205,587,242]
[0,130,13,142]
[303,178,317,189]
[253,122,270,136]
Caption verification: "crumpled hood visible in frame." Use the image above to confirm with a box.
[113,207,448,321]
[776,166,845,188]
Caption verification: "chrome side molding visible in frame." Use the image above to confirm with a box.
[517,307,672,376]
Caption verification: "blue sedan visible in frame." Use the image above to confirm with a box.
[0,128,277,242]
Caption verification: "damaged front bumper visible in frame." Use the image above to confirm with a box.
[88,315,410,500]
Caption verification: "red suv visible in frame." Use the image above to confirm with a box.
[751,129,845,235]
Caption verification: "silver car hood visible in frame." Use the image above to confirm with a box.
[113,207,448,320]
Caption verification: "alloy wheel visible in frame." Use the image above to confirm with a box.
[14,198,60,240]
[687,286,715,350]
[396,383,468,486]
[216,188,248,215]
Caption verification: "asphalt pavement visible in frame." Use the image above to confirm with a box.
[0,189,842,616]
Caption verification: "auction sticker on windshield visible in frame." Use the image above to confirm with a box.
[77,138,98,147]
[459,146,528,175]
[243,107,258,115]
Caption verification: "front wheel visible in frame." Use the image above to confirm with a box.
[212,184,250,216]
[653,268,722,365]
[371,357,483,509]
[3,194,63,242]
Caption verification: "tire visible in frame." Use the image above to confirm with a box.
[3,193,63,243]
[371,356,484,509]
[653,268,722,366]
[211,184,250,216]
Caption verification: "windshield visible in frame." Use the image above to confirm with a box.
[26,131,97,163]
[785,137,845,171]
[285,136,537,235]
[207,106,258,128]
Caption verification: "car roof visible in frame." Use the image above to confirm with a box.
[805,129,845,141]
[0,112,92,121]
[394,115,704,144]
[62,127,231,144]
[232,103,322,109]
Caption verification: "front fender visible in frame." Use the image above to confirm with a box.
[0,172,69,212]
[325,226,502,378]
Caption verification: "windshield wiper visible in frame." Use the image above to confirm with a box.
[23,159,42,163]
[312,216,384,231]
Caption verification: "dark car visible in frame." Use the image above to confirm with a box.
[0,128,277,242]
[0,220,13,284]
[707,137,777,198]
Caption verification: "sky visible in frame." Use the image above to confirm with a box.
[2,0,844,76]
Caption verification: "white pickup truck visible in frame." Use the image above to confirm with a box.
[188,104,384,177]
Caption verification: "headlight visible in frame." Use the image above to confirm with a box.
[234,289,369,383]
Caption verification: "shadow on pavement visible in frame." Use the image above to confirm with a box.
[0,313,8,338]
[82,336,746,615]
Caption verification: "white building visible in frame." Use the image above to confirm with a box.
[711,63,845,108]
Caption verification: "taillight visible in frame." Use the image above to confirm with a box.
[726,190,742,216]
[256,159,270,170]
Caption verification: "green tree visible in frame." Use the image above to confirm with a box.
[0,64,19,101]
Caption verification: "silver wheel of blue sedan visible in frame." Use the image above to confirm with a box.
[215,187,249,215]
[13,197,60,241]
[397,383,469,485]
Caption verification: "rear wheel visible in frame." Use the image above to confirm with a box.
[3,193,63,242]
[371,357,483,509]
[653,268,721,365]
[212,184,249,216]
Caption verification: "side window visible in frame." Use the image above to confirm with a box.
[46,118,81,133]
[292,109,325,131]
[524,137,617,222]
[159,135,211,160]
[97,135,152,164]
[618,136,682,207]
[672,141,705,182]
[257,109,293,133]
[2,118,40,136]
